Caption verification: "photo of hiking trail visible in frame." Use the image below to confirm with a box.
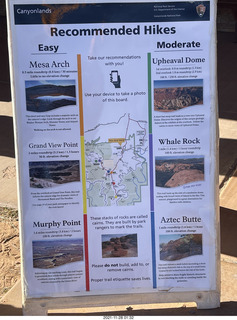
[154,79,203,112]
[155,156,204,188]
[102,234,138,258]
[29,160,80,188]
[159,234,203,261]
[25,80,76,112]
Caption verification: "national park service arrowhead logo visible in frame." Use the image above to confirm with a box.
[196,4,206,17]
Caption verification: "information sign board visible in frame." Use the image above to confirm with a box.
[6,0,220,313]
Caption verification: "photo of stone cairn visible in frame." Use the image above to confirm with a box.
[102,234,138,258]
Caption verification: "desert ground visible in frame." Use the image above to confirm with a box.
[0,207,20,299]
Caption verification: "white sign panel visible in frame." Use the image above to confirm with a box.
[7,0,219,299]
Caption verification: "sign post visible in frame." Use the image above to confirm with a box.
[6,0,220,315]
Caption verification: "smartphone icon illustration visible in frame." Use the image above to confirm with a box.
[111,71,118,82]
[110,70,121,88]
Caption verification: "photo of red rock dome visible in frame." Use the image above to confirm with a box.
[155,155,204,188]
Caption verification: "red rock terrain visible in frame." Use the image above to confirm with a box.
[154,86,203,111]
[160,234,202,261]
[165,169,204,188]
[102,234,138,258]
[155,158,204,188]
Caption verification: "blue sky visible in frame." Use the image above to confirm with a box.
[154,79,203,89]
[159,234,184,244]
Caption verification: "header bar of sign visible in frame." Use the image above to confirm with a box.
[14,2,210,25]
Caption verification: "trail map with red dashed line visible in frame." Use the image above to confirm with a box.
[84,113,148,207]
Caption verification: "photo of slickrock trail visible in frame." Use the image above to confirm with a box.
[32,238,84,269]
[155,156,204,188]
[29,160,80,188]
[154,79,203,112]
[160,234,203,261]
[102,234,138,258]
[25,80,76,112]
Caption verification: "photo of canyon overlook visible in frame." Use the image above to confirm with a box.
[154,79,203,112]
[32,238,84,269]
[102,234,138,258]
[155,155,204,188]
[159,234,203,261]
[25,80,76,112]
[29,160,80,188]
